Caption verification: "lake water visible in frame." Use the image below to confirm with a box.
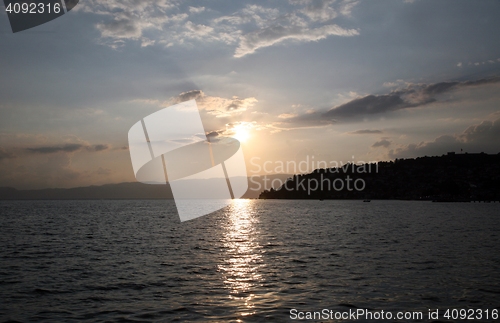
[0,200,499,322]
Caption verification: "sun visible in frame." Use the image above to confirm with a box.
[234,127,250,142]
[232,124,251,143]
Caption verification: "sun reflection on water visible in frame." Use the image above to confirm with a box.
[219,199,264,317]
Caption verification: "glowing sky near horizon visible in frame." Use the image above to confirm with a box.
[1,0,500,189]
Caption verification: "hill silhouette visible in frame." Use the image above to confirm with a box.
[259,152,500,202]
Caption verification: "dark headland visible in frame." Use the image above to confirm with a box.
[258,152,500,202]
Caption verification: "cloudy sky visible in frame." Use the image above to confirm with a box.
[1,0,500,189]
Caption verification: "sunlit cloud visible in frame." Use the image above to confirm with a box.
[80,0,360,57]
[169,90,258,118]
[278,113,298,119]
[234,23,359,57]
[227,122,258,142]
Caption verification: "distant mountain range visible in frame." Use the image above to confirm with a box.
[0,174,292,200]
[259,152,500,202]
[0,182,172,200]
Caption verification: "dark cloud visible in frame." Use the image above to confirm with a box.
[0,148,16,160]
[325,94,407,118]
[227,99,243,111]
[328,76,500,119]
[173,90,204,103]
[26,144,110,154]
[27,144,84,154]
[282,76,500,127]
[421,81,459,96]
[89,144,110,152]
[349,129,383,134]
[278,110,338,128]
[389,118,500,159]
[206,131,220,138]
[206,131,225,143]
[372,139,391,148]
[463,77,500,87]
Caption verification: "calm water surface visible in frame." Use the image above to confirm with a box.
[0,200,499,322]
